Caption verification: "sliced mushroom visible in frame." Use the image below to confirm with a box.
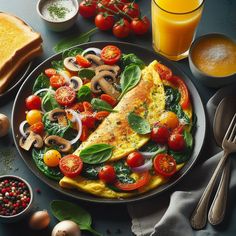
[19,131,43,151]
[95,65,120,76]
[48,109,68,127]
[44,135,71,153]
[84,54,104,67]
[69,76,83,91]
[64,57,80,72]
[90,71,120,99]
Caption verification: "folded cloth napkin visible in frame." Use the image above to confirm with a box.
[128,84,236,236]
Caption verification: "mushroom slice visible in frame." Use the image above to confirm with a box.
[95,65,120,76]
[69,76,83,91]
[19,131,43,151]
[44,135,72,153]
[84,54,104,66]
[48,109,68,127]
[64,57,80,72]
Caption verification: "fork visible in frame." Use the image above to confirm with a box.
[190,113,236,230]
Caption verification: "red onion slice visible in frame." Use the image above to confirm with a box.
[139,146,166,158]
[132,160,153,173]
[19,120,29,138]
[34,88,55,96]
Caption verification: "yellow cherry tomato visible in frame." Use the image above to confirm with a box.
[159,111,179,130]
[43,150,61,167]
[26,110,42,125]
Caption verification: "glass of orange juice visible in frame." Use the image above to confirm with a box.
[152,0,205,61]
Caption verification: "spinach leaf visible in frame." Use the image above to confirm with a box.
[128,112,151,134]
[80,144,114,164]
[119,64,141,99]
[81,164,99,180]
[51,200,102,236]
[120,53,145,69]
[91,98,117,112]
[77,86,92,102]
[78,69,95,79]
[140,141,166,154]
[32,73,50,93]
[113,161,135,184]
[51,60,64,72]
[169,104,190,125]
[32,148,63,180]
[42,91,60,112]
[53,27,97,52]
[62,47,83,59]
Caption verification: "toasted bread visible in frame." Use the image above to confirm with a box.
[0,12,42,76]
[0,46,43,93]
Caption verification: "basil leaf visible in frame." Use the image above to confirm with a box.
[42,91,60,112]
[78,69,95,79]
[53,27,97,52]
[128,112,151,134]
[91,98,117,112]
[120,53,145,69]
[32,73,50,93]
[62,47,83,59]
[184,130,193,148]
[119,64,141,99]
[77,86,92,102]
[80,144,114,164]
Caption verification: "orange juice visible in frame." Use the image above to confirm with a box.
[152,0,204,61]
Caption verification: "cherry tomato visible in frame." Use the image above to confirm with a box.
[43,150,61,167]
[95,111,110,120]
[131,16,150,35]
[114,171,151,191]
[151,124,170,144]
[80,125,89,141]
[123,3,140,18]
[26,110,42,125]
[44,68,57,77]
[155,63,173,80]
[159,111,179,130]
[101,45,121,65]
[97,0,111,13]
[69,102,84,112]
[173,125,185,134]
[126,152,145,168]
[30,121,44,134]
[50,75,66,89]
[100,94,117,106]
[153,154,176,177]
[110,0,129,11]
[95,13,115,31]
[55,86,76,106]
[75,55,91,68]
[83,101,93,112]
[113,19,130,38]
[25,95,41,110]
[81,111,96,128]
[59,154,83,178]
[98,165,116,183]
[79,0,97,18]
[168,133,186,152]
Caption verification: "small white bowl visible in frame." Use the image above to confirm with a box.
[0,175,33,223]
[37,0,79,32]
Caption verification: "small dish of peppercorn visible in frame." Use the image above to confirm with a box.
[0,175,33,223]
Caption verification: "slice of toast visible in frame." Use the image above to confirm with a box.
[0,46,43,93]
[0,12,42,76]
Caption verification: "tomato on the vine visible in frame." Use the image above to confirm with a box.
[30,121,44,134]
[50,74,66,89]
[101,45,121,65]
[95,12,115,31]
[151,124,170,144]
[113,19,130,38]
[55,86,76,106]
[126,152,145,168]
[131,16,150,35]
[79,0,97,18]
[98,165,116,183]
[97,0,112,13]
[123,3,140,18]
[25,95,41,110]
[168,133,186,152]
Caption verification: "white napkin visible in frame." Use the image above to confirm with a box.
[128,84,236,236]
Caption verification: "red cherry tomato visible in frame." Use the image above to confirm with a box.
[80,125,89,141]
[151,124,170,144]
[131,16,150,35]
[59,154,83,178]
[126,152,145,168]
[83,101,93,112]
[75,55,91,68]
[97,0,112,13]
[25,95,41,110]
[110,0,129,11]
[100,94,117,106]
[30,121,44,134]
[50,75,66,89]
[45,68,57,77]
[114,171,151,191]
[98,165,116,183]
[95,111,110,120]
[113,19,130,38]
[55,86,76,106]
[79,0,97,18]
[153,154,176,177]
[81,111,96,128]
[95,13,115,31]
[168,133,186,152]
[69,102,84,112]
[155,63,173,80]
[101,45,121,65]
[123,3,140,18]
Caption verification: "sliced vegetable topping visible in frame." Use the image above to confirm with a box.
[100,94,117,107]
[101,45,121,65]
[75,55,91,68]
[155,63,173,80]
[55,86,76,106]
[30,121,44,134]
[45,68,57,77]
[50,75,66,89]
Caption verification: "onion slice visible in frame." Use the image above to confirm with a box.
[34,88,55,96]
[132,160,153,173]
[81,47,102,56]
[19,120,29,138]
[140,146,166,158]
[65,109,82,145]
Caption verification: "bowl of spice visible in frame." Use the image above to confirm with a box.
[0,175,33,223]
[37,0,79,32]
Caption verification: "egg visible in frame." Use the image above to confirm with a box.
[51,220,81,236]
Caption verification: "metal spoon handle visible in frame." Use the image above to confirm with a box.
[208,158,231,225]
[190,151,229,230]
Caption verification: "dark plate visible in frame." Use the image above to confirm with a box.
[12,42,206,204]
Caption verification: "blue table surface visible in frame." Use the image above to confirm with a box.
[0,0,236,235]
